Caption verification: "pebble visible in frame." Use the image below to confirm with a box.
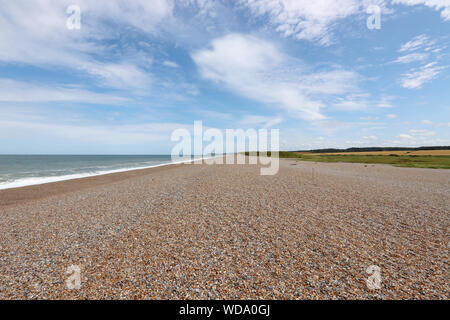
[0,160,448,299]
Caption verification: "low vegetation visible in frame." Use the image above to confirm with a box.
[316,150,450,156]
[287,152,450,169]
[245,151,450,169]
[301,146,450,153]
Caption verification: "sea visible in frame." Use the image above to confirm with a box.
[0,155,196,190]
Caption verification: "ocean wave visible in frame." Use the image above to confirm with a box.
[0,157,214,190]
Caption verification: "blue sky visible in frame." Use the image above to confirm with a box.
[0,0,449,154]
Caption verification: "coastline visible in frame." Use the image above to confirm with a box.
[0,156,224,206]
[0,156,215,192]
[0,161,183,207]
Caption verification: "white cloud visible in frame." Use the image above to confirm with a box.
[397,128,436,143]
[162,60,180,68]
[242,1,449,45]
[398,34,434,52]
[400,62,446,88]
[332,93,370,111]
[332,94,394,111]
[393,0,450,21]
[394,52,429,63]
[0,0,171,90]
[0,118,193,145]
[192,33,359,120]
[239,115,283,128]
[195,110,233,121]
[297,70,360,95]
[82,62,152,89]
[0,79,128,105]
[409,129,436,136]
[80,0,175,32]
[243,0,366,45]
[281,125,448,150]
[387,113,397,119]
[241,1,401,45]
[395,34,447,89]
[360,116,380,120]
[179,0,217,16]
[377,96,394,108]
[422,119,450,127]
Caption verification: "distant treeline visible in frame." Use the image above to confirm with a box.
[297,146,450,153]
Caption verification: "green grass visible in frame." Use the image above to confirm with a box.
[244,151,450,169]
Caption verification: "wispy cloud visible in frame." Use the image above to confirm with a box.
[332,93,371,111]
[409,128,435,136]
[398,34,434,52]
[394,52,429,64]
[400,62,446,89]
[0,0,171,91]
[423,119,450,127]
[241,0,400,45]
[162,60,180,68]
[0,79,128,105]
[377,96,395,108]
[192,33,359,120]
[242,1,450,46]
[0,118,194,145]
[393,0,450,21]
[242,0,365,45]
[82,62,152,90]
[396,34,447,89]
[239,115,283,128]
[332,94,394,111]
[396,128,437,145]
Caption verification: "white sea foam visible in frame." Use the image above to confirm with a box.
[0,156,218,190]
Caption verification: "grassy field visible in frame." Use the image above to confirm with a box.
[274,151,450,169]
[312,150,450,156]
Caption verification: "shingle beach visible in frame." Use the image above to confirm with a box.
[0,159,448,299]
